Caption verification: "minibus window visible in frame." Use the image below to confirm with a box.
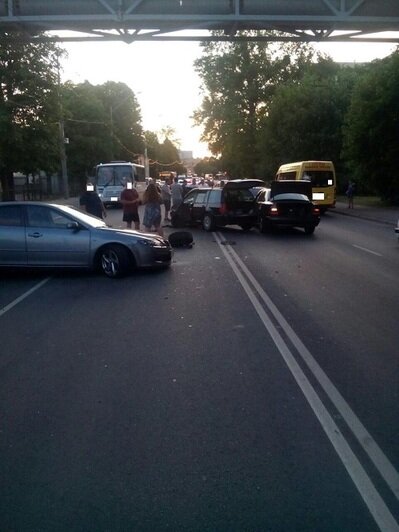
[278,171,296,180]
[306,170,334,187]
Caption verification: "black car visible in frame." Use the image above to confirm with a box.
[256,180,321,235]
[171,179,265,231]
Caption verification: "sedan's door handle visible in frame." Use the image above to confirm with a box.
[27,232,43,238]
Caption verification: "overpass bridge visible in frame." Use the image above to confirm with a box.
[0,0,399,43]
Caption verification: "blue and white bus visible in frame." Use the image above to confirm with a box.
[93,161,145,207]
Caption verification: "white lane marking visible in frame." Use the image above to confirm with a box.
[221,237,399,502]
[353,244,383,257]
[215,233,399,532]
[0,278,51,317]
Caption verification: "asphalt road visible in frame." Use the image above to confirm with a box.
[0,208,398,532]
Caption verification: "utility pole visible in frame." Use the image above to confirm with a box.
[59,119,69,198]
[110,105,114,160]
[56,51,69,198]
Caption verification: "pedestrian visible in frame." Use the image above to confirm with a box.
[142,182,164,237]
[79,183,107,219]
[346,181,355,209]
[120,181,140,230]
[170,176,183,212]
[182,179,189,198]
[161,178,172,222]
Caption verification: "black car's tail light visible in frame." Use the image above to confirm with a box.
[270,206,279,215]
[219,203,227,215]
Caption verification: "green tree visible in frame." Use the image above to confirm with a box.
[99,81,143,162]
[61,81,144,191]
[343,52,399,203]
[61,81,110,188]
[193,32,319,178]
[159,126,181,148]
[157,138,184,175]
[144,130,160,178]
[259,60,360,184]
[0,33,61,200]
[194,156,223,177]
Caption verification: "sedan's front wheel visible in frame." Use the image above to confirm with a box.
[99,244,132,278]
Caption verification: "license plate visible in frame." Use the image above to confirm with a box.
[111,197,118,202]
[313,192,324,201]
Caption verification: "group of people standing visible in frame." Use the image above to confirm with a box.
[79,176,186,238]
[161,176,184,221]
[119,180,166,236]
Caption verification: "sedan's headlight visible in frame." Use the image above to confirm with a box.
[137,238,167,248]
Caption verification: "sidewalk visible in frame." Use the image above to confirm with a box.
[332,201,398,226]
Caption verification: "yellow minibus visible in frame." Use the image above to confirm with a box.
[276,161,336,212]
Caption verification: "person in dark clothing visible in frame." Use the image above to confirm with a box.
[120,181,140,230]
[346,181,355,209]
[79,184,106,219]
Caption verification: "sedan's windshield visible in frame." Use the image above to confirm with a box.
[53,204,107,228]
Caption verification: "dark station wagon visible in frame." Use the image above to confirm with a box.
[171,179,265,231]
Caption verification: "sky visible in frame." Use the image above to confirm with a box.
[61,38,397,159]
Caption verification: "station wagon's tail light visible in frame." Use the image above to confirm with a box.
[219,203,227,215]
[313,206,320,215]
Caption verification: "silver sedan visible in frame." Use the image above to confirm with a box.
[0,202,172,278]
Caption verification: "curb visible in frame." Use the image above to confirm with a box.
[332,209,395,227]
[332,203,398,227]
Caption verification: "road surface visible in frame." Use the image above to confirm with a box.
[0,209,398,531]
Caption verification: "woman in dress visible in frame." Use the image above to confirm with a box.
[142,182,164,236]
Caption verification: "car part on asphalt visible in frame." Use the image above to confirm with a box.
[168,231,194,248]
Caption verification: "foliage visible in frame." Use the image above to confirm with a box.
[62,81,144,190]
[101,81,144,161]
[259,60,360,186]
[194,156,223,177]
[0,33,61,199]
[193,32,321,178]
[153,137,185,176]
[0,35,183,198]
[342,52,399,203]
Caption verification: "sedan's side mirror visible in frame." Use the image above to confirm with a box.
[67,221,80,231]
